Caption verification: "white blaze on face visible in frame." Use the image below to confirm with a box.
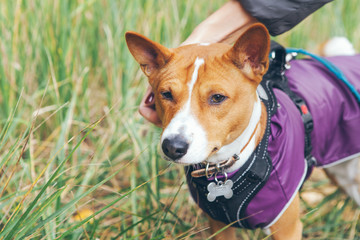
[160,57,209,164]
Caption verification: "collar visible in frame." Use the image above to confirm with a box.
[185,81,275,229]
[191,93,262,178]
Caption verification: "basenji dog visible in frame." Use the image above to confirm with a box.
[125,23,360,239]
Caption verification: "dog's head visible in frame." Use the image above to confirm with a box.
[126,23,270,165]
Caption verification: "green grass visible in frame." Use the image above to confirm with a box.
[0,0,359,239]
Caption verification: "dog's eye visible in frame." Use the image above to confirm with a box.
[209,94,227,105]
[161,91,173,101]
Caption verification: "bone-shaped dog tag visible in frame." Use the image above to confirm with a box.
[207,180,234,202]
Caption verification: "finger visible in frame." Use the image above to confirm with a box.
[139,86,162,127]
[139,106,162,127]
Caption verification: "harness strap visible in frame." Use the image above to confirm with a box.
[185,105,273,229]
[265,41,315,166]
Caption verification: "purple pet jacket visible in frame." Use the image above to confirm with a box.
[246,55,360,229]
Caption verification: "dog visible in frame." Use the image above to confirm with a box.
[125,23,360,239]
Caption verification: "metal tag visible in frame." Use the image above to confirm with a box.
[207,179,234,202]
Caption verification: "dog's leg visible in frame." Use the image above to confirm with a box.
[324,157,360,206]
[208,215,236,240]
[268,193,303,240]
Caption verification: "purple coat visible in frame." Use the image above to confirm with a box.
[246,55,360,229]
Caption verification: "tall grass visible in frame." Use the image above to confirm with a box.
[0,0,359,239]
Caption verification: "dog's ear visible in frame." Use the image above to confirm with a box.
[226,23,270,83]
[125,31,172,77]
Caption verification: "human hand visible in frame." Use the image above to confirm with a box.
[182,0,257,46]
[139,85,162,127]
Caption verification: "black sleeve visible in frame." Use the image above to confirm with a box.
[238,0,333,36]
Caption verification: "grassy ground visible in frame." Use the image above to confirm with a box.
[0,0,359,239]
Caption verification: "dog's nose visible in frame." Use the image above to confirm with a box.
[162,137,189,161]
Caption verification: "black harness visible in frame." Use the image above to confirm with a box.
[185,41,314,229]
[267,41,315,166]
